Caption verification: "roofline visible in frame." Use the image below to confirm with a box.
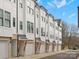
[40,6,47,13]
[48,14,54,20]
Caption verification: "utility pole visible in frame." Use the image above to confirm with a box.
[78,7,79,27]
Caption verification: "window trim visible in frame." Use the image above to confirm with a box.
[27,21,34,33]
[0,9,3,26]
[20,21,23,30]
[19,3,23,8]
[13,17,15,27]
[4,11,11,28]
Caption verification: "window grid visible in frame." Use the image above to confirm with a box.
[27,21,34,33]
[20,21,23,30]
[5,11,11,28]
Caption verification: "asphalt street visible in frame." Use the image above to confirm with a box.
[40,50,79,59]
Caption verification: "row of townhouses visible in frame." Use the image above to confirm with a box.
[0,0,63,59]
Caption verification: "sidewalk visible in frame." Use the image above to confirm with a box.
[9,50,68,59]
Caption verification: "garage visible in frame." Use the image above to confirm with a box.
[0,41,8,59]
[25,40,35,56]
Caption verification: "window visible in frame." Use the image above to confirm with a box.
[19,3,23,8]
[20,21,23,30]
[37,28,38,34]
[9,0,11,1]
[13,17,15,27]
[27,21,30,33]
[27,6,34,15]
[41,16,43,21]
[0,18,3,26]
[27,6,31,14]
[37,14,39,18]
[31,23,33,33]
[0,9,3,26]
[0,9,3,17]
[31,9,34,15]
[46,32,48,36]
[41,16,46,22]
[14,0,15,3]
[41,28,45,36]
[27,21,34,33]
[5,11,11,27]
[5,20,10,27]
[41,28,43,36]
[44,18,45,22]
[50,35,52,39]
[50,23,54,28]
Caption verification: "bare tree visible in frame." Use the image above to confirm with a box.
[62,23,79,49]
[62,23,69,49]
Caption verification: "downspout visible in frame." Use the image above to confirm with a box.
[16,0,19,56]
[39,6,41,53]
[23,0,26,35]
[45,14,47,52]
[57,25,60,51]
[45,13,48,52]
[34,1,36,54]
[23,0,27,54]
[53,20,56,51]
[47,14,49,52]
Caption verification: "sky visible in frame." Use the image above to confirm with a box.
[37,0,79,25]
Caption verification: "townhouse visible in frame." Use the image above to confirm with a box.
[0,0,17,59]
[39,6,48,53]
[24,0,35,56]
[0,0,63,59]
[35,3,41,54]
[54,20,62,51]
[57,20,63,51]
[48,14,55,52]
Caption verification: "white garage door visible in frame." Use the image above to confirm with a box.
[25,44,34,55]
[0,41,8,59]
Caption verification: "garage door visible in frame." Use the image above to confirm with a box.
[25,44,34,55]
[0,41,8,59]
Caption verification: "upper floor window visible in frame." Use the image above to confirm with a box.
[19,3,23,8]
[9,0,11,1]
[50,34,54,39]
[44,18,46,22]
[13,17,15,27]
[31,23,33,33]
[37,28,38,34]
[27,21,33,33]
[41,16,43,21]
[13,0,15,3]
[37,14,39,18]
[31,9,34,15]
[27,6,31,14]
[27,6,34,15]
[41,28,45,36]
[50,23,54,28]
[0,9,3,26]
[46,32,48,36]
[41,16,46,23]
[5,11,11,27]
[20,21,23,30]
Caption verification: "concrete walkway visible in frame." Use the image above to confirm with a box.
[9,50,68,59]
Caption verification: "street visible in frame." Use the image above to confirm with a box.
[40,50,79,59]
